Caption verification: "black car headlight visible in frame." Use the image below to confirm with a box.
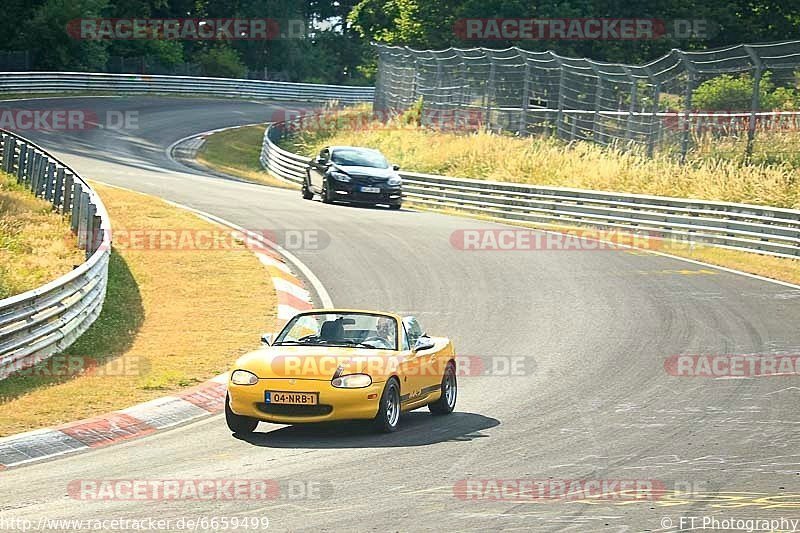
[387,176,402,186]
[330,171,351,183]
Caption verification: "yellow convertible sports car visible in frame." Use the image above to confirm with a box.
[226,309,457,433]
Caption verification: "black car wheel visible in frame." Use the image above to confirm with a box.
[321,179,333,204]
[225,393,259,434]
[389,203,402,210]
[373,378,401,433]
[429,362,457,415]
[302,175,313,200]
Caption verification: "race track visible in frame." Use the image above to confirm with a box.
[1,97,799,532]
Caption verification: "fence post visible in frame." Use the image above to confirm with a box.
[676,51,696,164]
[623,67,637,144]
[484,54,495,131]
[519,59,531,135]
[743,45,762,162]
[647,78,661,158]
[590,63,604,145]
[553,54,565,140]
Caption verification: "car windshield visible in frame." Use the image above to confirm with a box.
[331,148,389,168]
[274,312,398,350]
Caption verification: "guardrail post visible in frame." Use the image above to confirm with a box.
[53,166,65,209]
[70,182,82,232]
[29,151,42,195]
[62,171,74,215]
[3,137,14,173]
[43,161,56,201]
[91,213,103,254]
[83,202,96,257]
[77,190,90,250]
[16,143,28,183]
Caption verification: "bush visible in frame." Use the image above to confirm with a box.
[399,97,423,126]
[692,71,800,111]
[196,45,246,79]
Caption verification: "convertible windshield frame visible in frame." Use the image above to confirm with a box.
[330,148,390,169]
[274,311,400,350]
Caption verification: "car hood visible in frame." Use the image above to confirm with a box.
[233,345,401,381]
[332,165,396,179]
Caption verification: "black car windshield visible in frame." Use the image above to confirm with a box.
[331,148,389,168]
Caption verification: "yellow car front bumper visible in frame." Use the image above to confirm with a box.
[228,378,385,424]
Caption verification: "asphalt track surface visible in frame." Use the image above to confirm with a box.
[1,97,799,532]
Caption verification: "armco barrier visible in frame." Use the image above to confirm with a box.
[0,130,110,380]
[0,72,374,103]
[261,121,800,259]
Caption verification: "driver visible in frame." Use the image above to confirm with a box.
[373,317,396,349]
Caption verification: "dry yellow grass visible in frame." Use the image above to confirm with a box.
[294,127,800,209]
[0,171,84,299]
[282,104,800,209]
[0,183,277,435]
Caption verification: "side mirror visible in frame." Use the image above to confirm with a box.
[412,336,435,353]
[260,333,272,346]
[392,164,400,171]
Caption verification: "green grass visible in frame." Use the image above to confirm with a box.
[196,125,299,189]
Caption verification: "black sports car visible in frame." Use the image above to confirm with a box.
[303,146,402,209]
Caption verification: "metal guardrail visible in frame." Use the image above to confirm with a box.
[0,130,111,380]
[261,121,800,259]
[0,72,374,103]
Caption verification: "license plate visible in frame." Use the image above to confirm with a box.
[360,186,380,193]
[265,391,318,405]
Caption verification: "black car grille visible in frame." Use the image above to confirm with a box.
[256,403,333,417]
[350,175,387,185]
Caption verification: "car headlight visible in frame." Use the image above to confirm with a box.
[231,369,258,385]
[387,175,402,186]
[329,171,351,182]
[331,373,372,388]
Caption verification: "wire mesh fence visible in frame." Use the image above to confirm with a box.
[374,40,800,162]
